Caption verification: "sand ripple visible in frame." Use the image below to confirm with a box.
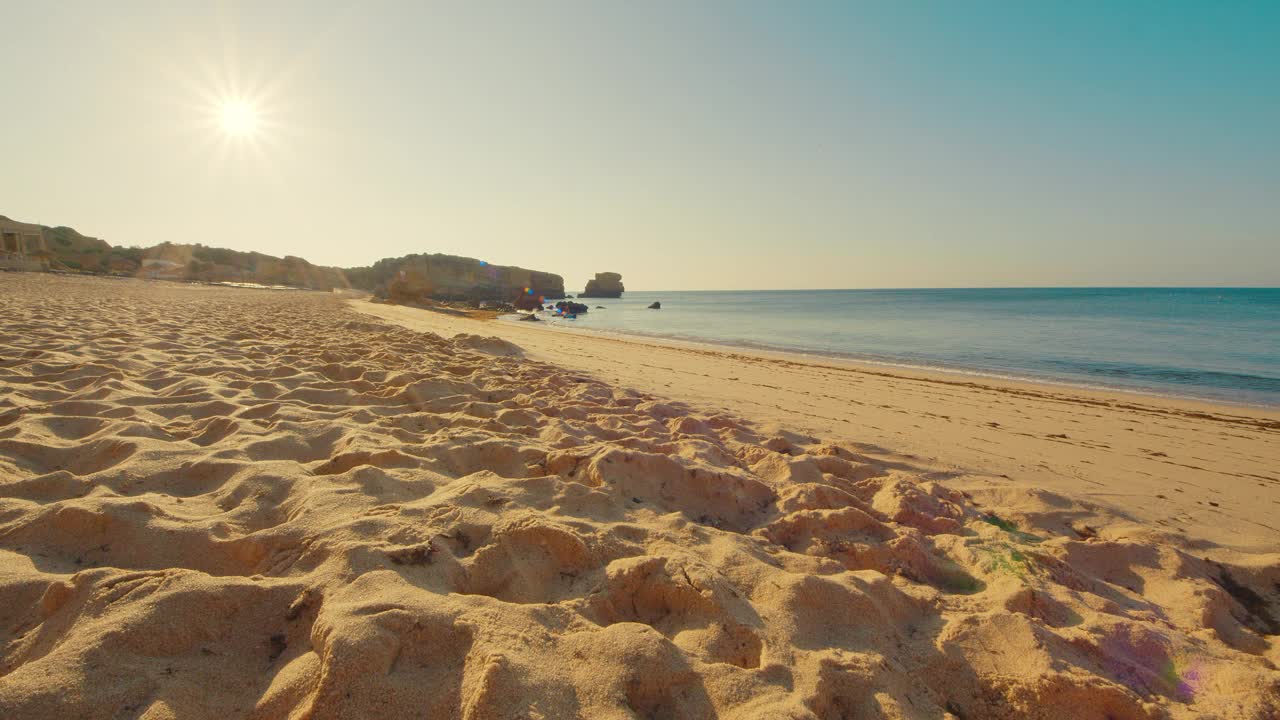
[0,275,1276,719]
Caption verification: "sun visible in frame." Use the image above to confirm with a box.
[219,99,259,137]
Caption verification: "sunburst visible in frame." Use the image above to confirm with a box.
[218,98,260,138]
[138,14,336,182]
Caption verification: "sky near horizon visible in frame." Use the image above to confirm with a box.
[1,2,1277,290]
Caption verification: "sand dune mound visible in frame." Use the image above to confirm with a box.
[0,274,1276,719]
[451,333,524,358]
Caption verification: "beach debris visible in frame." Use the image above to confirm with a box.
[647,301,661,309]
[518,313,540,322]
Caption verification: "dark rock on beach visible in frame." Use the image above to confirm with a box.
[647,301,661,309]
[513,293,543,311]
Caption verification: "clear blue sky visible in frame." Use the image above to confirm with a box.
[1,1,1276,289]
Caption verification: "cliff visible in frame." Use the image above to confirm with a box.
[4,212,563,298]
[581,271,624,298]
[7,218,116,272]
[147,243,350,291]
[346,253,565,303]
[0,212,346,290]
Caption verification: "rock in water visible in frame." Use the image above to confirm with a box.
[581,272,625,298]
[647,301,661,309]
[556,301,589,314]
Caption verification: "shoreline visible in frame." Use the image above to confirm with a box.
[499,311,1280,415]
[357,298,1280,554]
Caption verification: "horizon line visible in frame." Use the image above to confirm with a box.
[600,285,1280,293]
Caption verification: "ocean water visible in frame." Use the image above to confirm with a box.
[521,288,1280,407]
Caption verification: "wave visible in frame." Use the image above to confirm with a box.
[1040,360,1280,393]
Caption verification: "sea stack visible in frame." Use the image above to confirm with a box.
[581,272,624,298]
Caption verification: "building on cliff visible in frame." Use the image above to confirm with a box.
[0,218,48,272]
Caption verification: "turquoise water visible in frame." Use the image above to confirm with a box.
[524,288,1280,407]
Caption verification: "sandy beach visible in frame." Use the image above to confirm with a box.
[358,302,1280,556]
[2,274,1278,719]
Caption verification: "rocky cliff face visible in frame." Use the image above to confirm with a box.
[347,253,565,304]
[145,243,350,290]
[581,272,624,298]
[1,212,350,290]
[25,220,116,272]
[5,212,563,298]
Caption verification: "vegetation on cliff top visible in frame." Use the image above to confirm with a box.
[4,213,561,298]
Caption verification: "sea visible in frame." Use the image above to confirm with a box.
[514,288,1280,407]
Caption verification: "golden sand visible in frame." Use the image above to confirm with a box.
[0,274,1276,719]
